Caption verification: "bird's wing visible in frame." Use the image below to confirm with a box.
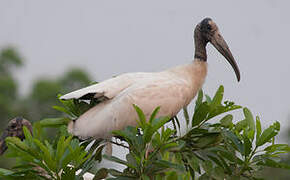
[128,77,195,118]
[69,74,198,139]
[60,72,151,100]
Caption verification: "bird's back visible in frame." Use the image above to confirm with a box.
[68,61,207,139]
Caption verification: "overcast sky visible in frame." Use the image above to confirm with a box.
[1,0,290,145]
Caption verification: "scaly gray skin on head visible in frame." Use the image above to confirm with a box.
[0,117,32,155]
[194,17,240,82]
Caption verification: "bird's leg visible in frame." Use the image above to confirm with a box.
[105,141,112,156]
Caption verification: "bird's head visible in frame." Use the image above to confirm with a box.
[0,117,32,155]
[195,18,240,82]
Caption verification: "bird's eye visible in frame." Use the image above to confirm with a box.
[11,124,16,129]
[207,24,211,30]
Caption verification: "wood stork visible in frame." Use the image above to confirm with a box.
[60,18,240,140]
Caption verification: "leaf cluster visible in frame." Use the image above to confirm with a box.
[102,86,290,179]
[0,124,104,180]
[1,85,289,180]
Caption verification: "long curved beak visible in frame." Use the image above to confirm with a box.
[210,31,240,82]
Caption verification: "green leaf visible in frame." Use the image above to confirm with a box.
[95,145,106,162]
[218,150,235,163]
[152,116,170,132]
[205,95,212,103]
[33,139,56,171]
[256,121,280,146]
[104,155,136,169]
[32,122,43,141]
[207,155,223,169]
[258,157,290,169]
[44,140,54,157]
[243,108,255,140]
[113,126,141,148]
[188,155,201,173]
[264,144,290,154]
[202,160,213,176]
[235,119,247,132]
[212,166,225,180]
[223,130,244,153]
[61,166,76,180]
[133,104,146,129]
[165,171,178,180]
[141,175,151,180]
[192,102,209,126]
[243,108,255,131]
[211,85,224,108]
[56,136,65,163]
[39,117,70,127]
[216,154,232,174]
[56,136,72,167]
[161,128,175,142]
[126,153,137,169]
[108,169,137,178]
[195,89,203,111]
[22,126,33,146]
[256,116,262,142]
[0,168,14,176]
[53,105,74,117]
[144,116,170,143]
[247,129,255,142]
[243,135,252,157]
[220,114,233,128]
[149,106,161,124]
[194,132,223,148]
[154,160,185,172]
[5,137,29,152]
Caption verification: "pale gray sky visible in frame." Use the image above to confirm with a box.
[0,0,290,144]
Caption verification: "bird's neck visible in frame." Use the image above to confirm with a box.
[167,61,208,104]
[194,32,207,62]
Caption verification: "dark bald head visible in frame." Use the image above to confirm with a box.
[196,17,219,43]
[200,18,213,33]
[194,17,241,81]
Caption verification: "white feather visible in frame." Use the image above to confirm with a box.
[63,61,207,139]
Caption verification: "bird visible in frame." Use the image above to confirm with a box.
[60,18,241,140]
[0,117,32,155]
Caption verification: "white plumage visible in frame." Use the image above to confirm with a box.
[60,18,240,140]
[61,62,207,139]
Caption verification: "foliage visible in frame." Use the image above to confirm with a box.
[0,47,22,75]
[101,86,290,179]
[0,123,105,180]
[1,84,290,179]
[0,47,93,169]
[53,94,100,120]
[0,47,93,124]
